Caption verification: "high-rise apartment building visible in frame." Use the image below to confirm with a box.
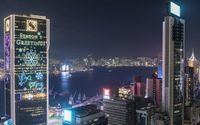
[146,78,162,107]
[103,98,136,125]
[136,106,156,125]
[103,87,136,125]
[184,66,194,106]
[4,14,50,125]
[132,82,146,97]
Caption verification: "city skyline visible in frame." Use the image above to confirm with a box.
[1,1,200,125]
[0,0,200,59]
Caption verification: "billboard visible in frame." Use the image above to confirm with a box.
[63,110,72,122]
[170,2,180,17]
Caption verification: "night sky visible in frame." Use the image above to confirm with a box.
[0,0,200,60]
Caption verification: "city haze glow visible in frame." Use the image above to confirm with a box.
[170,2,180,17]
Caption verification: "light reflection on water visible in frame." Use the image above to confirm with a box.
[50,67,155,108]
[0,67,156,110]
[61,72,70,91]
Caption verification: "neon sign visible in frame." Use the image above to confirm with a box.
[103,88,110,99]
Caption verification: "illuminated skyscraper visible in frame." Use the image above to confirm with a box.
[184,66,194,106]
[188,50,198,68]
[162,1,185,125]
[4,14,50,125]
[187,50,200,84]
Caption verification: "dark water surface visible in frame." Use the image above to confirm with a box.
[49,67,156,106]
[0,66,156,115]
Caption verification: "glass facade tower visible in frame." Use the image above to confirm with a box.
[162,2,185,125]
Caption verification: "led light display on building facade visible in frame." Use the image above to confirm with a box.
[15,16,47,95]
[4,15,50,125]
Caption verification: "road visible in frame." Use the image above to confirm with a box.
[48,118,62,125]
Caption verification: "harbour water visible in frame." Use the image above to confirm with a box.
[0,66,156,116]
[49,66,156,106]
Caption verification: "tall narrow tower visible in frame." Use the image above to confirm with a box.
[4,14,50,125]
[162,1,185,125]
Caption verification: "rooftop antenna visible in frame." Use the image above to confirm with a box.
[192,48,194,57]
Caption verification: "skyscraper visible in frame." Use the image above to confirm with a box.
[103,98,136,125]
[145,78,154,98]
[136,106,156,125]
[103,87,136,125]
[4,14,50,125]
[162,1,185,125]
[132,82,146,97]
[187,50,200,84]
[184,66,194,106]
[187,50,199,72]
[145,78,162,107]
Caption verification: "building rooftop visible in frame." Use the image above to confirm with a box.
[71,104,99,118]
[189,49,197,61]
[0,116,11,123]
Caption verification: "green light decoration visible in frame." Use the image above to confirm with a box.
[28,81,44,92]
[28,82,37,90]
[18,70,44,92]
